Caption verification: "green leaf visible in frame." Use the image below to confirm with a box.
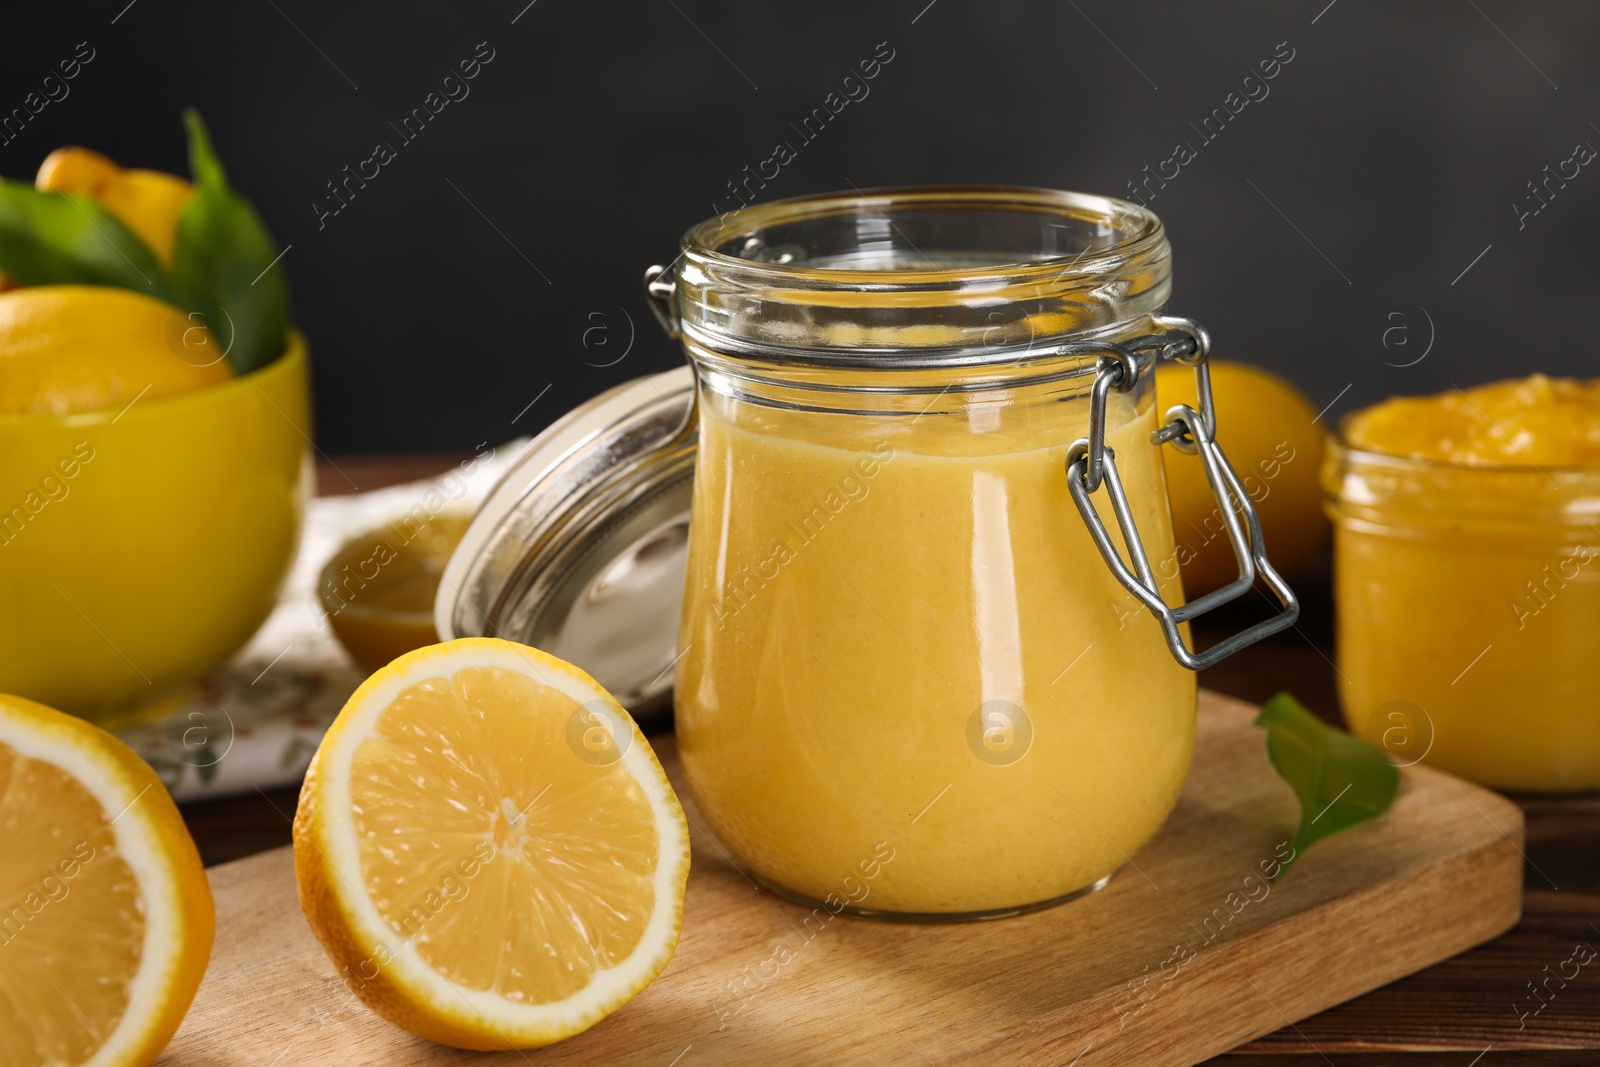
[1253,692,1400,881]
[0,181,171,299]
[169,108,291,375]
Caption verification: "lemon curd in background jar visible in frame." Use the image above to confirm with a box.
[1327,375,1600,793]
[676,380,1196,916]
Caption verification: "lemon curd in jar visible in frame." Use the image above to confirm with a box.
[676,380,1195,916]
[1328,375,1600,792]
[631,186,1301,919]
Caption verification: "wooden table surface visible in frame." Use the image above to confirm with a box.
[176,455,1600,1065]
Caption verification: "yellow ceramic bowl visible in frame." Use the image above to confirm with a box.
[0,335,311,724]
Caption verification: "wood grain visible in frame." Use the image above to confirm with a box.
[156,691,1522,1067]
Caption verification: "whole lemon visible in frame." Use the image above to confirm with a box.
[1153,360,1327,597]
[0,285,232,415]
[36,146,192,268]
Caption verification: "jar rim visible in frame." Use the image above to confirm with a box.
[670,185,1173,375]
[680,184,1165,289]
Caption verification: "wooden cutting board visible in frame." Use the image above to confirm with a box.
[155,690,1523,1067]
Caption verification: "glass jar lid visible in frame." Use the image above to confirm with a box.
[435,366,695,717]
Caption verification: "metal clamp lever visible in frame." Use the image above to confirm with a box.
[1064,315,1300,671]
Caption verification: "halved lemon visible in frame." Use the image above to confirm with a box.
[293,637,690,1050]
[0,694,214,1067]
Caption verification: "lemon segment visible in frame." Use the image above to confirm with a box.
[0,694,214,1067]
[294,638,690,1050]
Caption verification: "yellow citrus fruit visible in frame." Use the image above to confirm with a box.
[1154,360,1328,597]
[36,147,192,268]
[293,637,690,1050]
[0,285,231,416]
[318,512,473,674]
[0,693,214,1067]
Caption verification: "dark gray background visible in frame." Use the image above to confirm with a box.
[3,1,1596,452]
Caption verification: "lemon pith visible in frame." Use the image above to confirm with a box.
[294,638,690,1051]
[0,694,214,1067]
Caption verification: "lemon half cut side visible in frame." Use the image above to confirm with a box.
[293,637,690,1050]
[0,694,214,1067]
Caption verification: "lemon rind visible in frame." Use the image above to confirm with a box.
[0,697,211,1067]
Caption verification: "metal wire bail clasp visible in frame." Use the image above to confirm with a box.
[1064,315,1300,671]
